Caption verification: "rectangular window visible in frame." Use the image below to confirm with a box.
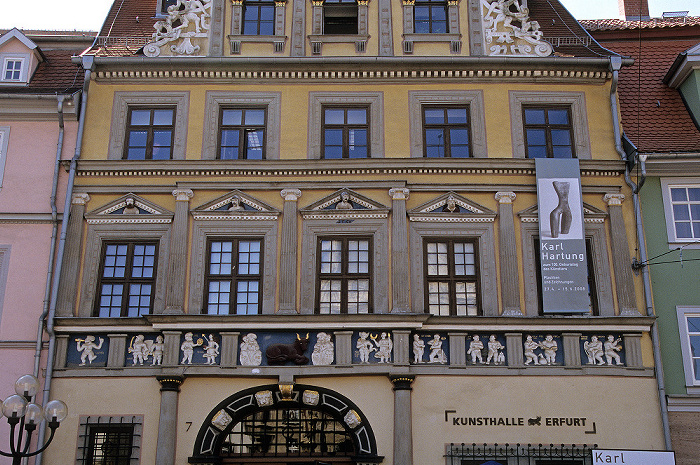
[322,106,369,159]
[243,0,275,35]
[123,107,176,160]
[523,106,575,159]
[96,242,158,317]
[423,106,471,157]
[425,239,480,316]
[678,310,700,385]
[86,425,134,465]
[324,0,358,35]
[3,58,22,81]
[668,185,700,240]
[218,107,266,159]
[414,0,448,33]
[317,237,372,314]
[204,239,262,315]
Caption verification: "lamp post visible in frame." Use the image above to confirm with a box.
[0,374,67,465]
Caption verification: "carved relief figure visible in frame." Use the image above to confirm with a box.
[240,333,262,366]
[266,333,310,365]
[336,192,353,210]
[144,0,213,57]
[151,335,164,366]
[428,334,447,364]
[583,336,605,365]
[604,335,623,366]
[373,332,393,363]
[412,334,425,363]
[228,195,244,211]
[128,335,150,365]
[181,332,198,364]
[486,335,505,365]
[467,335,484,364]
[539,335,558,365]
[203,334,220,365]
[123,197,139,214]
[524,335,539,365]
[481,0,553,57]
[356,332,375,363]
[311,332,334,365]
[76,335,104,366]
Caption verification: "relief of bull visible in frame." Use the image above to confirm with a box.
[265,333,310,365]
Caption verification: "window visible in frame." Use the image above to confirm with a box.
[123,107,175,160]
[322,107,369,159]
[668,185,700,241]
[218,107,266,159]
[414,0,448,33]
[2,58,22,81]
[95,241,158,317]
[523,106,575,158]
[423,106,471,158]
[678,307,700,387]
[424,239,479,316]
[317,237,372,314]
[324,0,358,35]
[243,0,275,35]
[0,126,8,189]
[204,238,262,315]
[77,416,142,465]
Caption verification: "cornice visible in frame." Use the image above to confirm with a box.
[0,95,79,121]
[0,213,62,224]
[642,154,700,176]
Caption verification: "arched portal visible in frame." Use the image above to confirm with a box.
[190,384,383,465]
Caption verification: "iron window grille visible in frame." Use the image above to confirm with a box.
[322,106,370,159]
[204,238,262,315]
[323,0,359,35]
[95,241,158,317]
[425,239,480,316]
[317,237,372,314]
[423,106,472,158]
[445,443,597,465]
[522,106,575,159]
[218,107,267,160]
[414,0,448,33]
[76,416,142,465]
[123,106,176,160]
[243,0,276,35]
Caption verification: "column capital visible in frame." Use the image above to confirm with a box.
[604,193,625,206]
[280,188,302,201]
[157,375,185,392]
[71,193,90,205]
[495,191,516,204]
[172,188,194,202]
[389,188,410,200]
[389,374,415,390]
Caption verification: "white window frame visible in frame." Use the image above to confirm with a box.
[0,127,9,190]
[661,178,700,248]
[677,306,700,391]
[1,56,25,82]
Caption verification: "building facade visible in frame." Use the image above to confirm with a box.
[38,0,668,464]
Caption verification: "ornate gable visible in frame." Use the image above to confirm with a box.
[408,192,496,223]
[518,202,608,223]
[481,0,553,57]
[192,190,280,221]
[300,190,389,220]
[85,194,174,225]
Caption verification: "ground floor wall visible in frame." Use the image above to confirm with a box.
[669,411,700,465]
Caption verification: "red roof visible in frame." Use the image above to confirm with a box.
[581,17,700,32]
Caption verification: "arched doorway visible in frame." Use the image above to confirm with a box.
[190,384,382,465]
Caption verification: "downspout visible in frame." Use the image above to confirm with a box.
[32,94,66,379]
[35,55,94,465]
[610,56,673,450]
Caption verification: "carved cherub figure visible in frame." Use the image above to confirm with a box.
[356,332,375,363]
[181,332,196,364]
[373,332,393,363]
[584,336,605,365]
[428,334,447,364]
[486,335,505,365]
[76,335,104,366]
[151,335,164,366]
[467,335,484,364]
[412,334,425,363]
[539,335,558,365]
[524,335,539,365]
[203,334,219,365]
[604,335,623,366]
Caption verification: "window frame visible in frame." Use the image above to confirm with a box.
[323,0,359,35]
[2,57,24,82]
[316,236,373,314]
[86,424,135,464]
[661,178,700,247]
[522,105,576,159]
[0,126,9,189]
[94,240,159,317]
[401,0,461,54]
[76,415,142,465]
[321,105,370,159]
[509,91,591,160]
[203,237,264,315]
[242,0,276,35]
[229,0,287,53]
[421,105,473,158]
[423,238,481,316]
[122,106,177,160]
[217,106,267,160]
[413,0,449,33]
[677,306,700,389]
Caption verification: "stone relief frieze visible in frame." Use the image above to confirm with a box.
[582,334,625,366]
[180,332,221,365]
[127,334,164,366]
[481,0,553,57]
[144,0,212,57]
[524,334,561,365]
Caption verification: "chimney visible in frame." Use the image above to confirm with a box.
[619,0,650,21]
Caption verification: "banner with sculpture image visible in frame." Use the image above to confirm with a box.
[535,158,590,313]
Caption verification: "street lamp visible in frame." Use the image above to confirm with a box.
[0,374,67,465]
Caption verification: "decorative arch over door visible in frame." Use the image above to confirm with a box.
[189,383,383,465]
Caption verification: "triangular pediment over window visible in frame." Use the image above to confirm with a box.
[518,202,607,223]
[85,193,174,224]
[300,189,389,219]
[408,192,496,223]
[192,190,280,221]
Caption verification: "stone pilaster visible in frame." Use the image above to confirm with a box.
[623,333,643,368]
[448,333,466,367]
[291,0,306,56]
[54,335,69,369]
[220,332,240,368]
[506,333,523,367]
[334,331,353,366]
[390,375,415,465]
[562,333,582,367]
[393,330,411,365]
[279,189,301,314]
[389,188,410,312]
[164,189,193,314]
[56,193,90,316]
[604,194,639,315]
[378,0,393,55]
[155,376,184,465]
[495,192,522,316]
[208,0,225,56]
[107,334,127,368]
[162,331,182,367]
[230,0,243,35]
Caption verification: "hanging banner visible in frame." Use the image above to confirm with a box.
[535,158,589,313]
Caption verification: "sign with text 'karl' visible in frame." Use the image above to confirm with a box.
[535,158,589,313]
[592,450,675,465]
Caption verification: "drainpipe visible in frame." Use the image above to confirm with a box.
[610,56,673,450]
[35,55,94,465]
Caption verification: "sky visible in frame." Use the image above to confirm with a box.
[0,0,698,32]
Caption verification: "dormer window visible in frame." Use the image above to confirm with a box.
[2,58,23,82]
